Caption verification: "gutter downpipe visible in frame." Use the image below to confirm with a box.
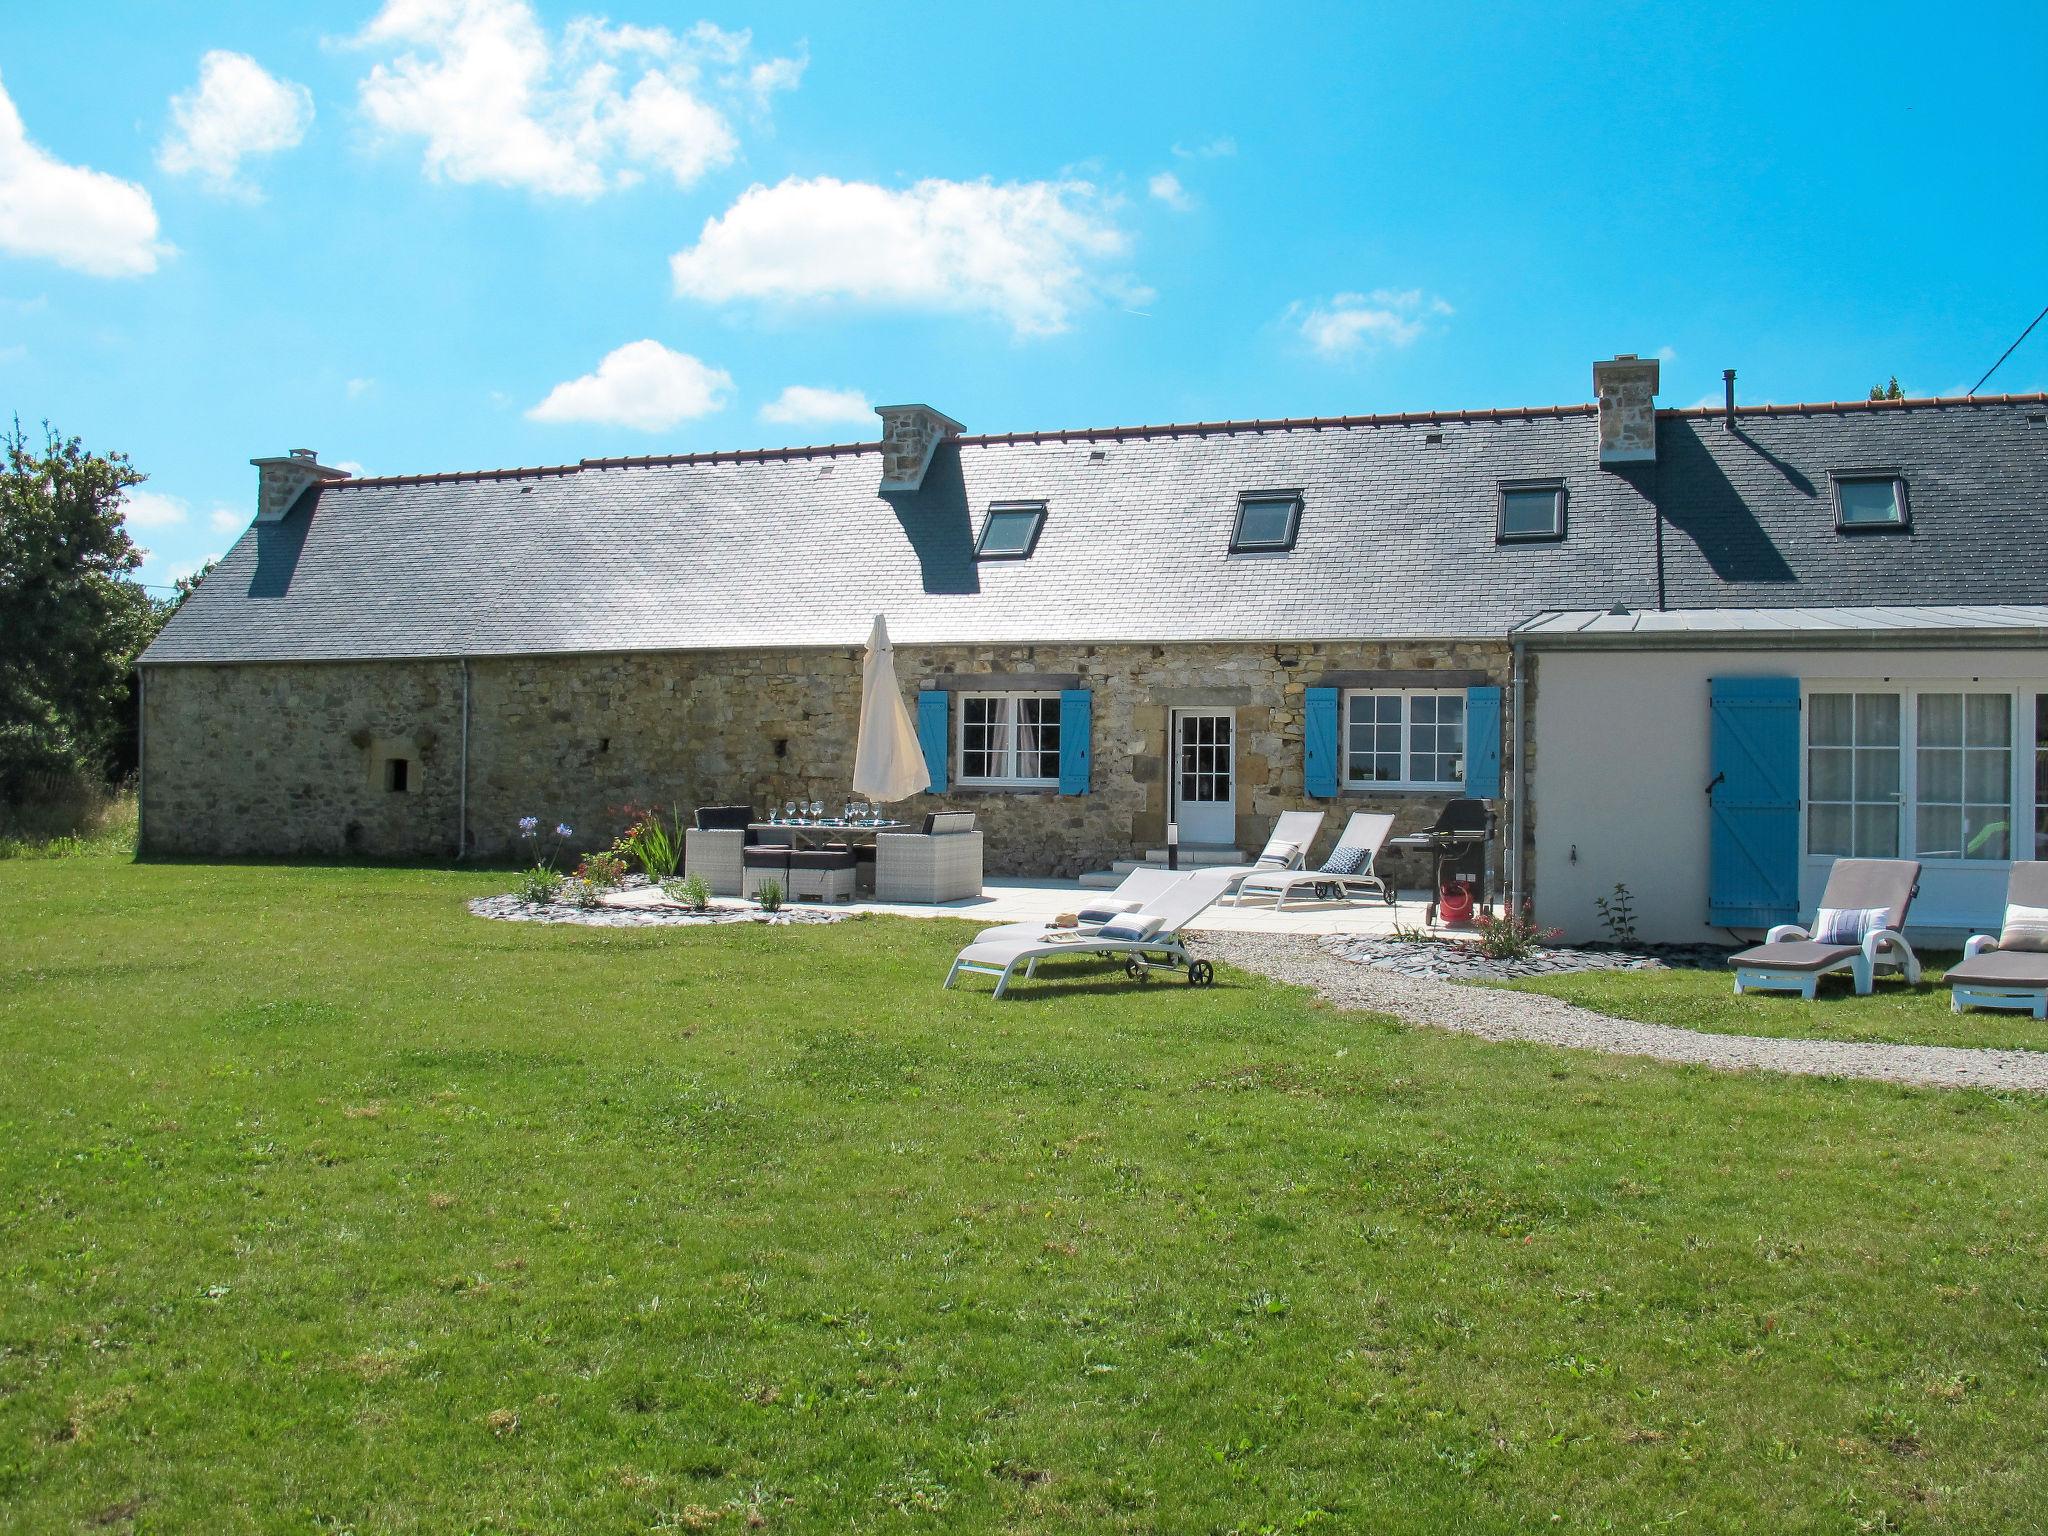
[458,657,470,860]
[1508,633,1528,912]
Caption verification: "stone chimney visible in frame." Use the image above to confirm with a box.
[1592,354,1660,465]
[874,404,964,493]
[251,448,351,522]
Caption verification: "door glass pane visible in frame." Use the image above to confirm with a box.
[1809,804,1851,856]
[1917,804,1962,859]
[1918,692,1963,747]
[1807,692,1902,856]
[1916,692,2011,860]
[2036,695,2048,859]
[1809,692,1852,745]
[1858,693,1900,745]
[1809,747,1852,801]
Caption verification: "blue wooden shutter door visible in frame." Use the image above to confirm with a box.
[1058,689,1092,795]
[1304,688,1339,798]
[916,689,949,794]
[1708,676,1801,927]
[1464,685,1503,798]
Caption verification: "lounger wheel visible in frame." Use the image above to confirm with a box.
[1125,959,1149,983]
[1381,883,1396,906]
[1187,960,1215,988]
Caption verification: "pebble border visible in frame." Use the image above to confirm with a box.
[1202,932,2048,1095]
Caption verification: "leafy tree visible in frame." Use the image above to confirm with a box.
[1868,376,1905,401]
[171,558,216,607]
[0,421,159,799]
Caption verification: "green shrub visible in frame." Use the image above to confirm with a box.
[514,866,564,905]
[663,872,713,912]
[755,878,783,913]
[567,877,605,910]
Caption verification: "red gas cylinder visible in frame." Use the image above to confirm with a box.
[1438,881,1475,925]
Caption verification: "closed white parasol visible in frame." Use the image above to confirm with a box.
[851,614,931,802]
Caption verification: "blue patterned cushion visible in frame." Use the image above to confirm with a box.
[1099,913,1165,942]
[1321,842,1370,876]
[1813,906,1886,945]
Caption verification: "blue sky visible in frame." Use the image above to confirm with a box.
[2,1,2043,593]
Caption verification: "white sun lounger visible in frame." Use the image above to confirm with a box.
[973,867,1190,945]
[1211,810,1326,894]
[1230,811,1395,908]
[944,868,1237,1000]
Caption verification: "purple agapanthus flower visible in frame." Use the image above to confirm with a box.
[556,823,573,838]
[518,816,539,833]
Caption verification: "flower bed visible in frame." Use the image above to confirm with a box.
[470,890,846,928]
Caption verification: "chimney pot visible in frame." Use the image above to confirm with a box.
[1592,353,1660,466]
[874,403,964,493]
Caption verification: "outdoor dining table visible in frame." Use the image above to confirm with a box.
[749,819,911,848]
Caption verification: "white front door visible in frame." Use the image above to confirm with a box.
[1173,709,1237,845]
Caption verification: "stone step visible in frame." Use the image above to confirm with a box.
[1139,846,1246,866]
[1076,869,1125,889]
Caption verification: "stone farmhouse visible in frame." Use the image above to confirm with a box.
[140,357,2048,943]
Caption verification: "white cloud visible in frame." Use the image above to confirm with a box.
[352,0,800,197]
[209,507,245,533]
[527,339,731,431]
[0,71,167,277]
[670,175,1132,337]
[158,51,313,196]
[1656,345,1678,363]
[1172,135,1236,160]
[758,385,872,427]
[122,490,189,530]
[1292,288,1453,360]
[333,460,368,476]
[346,376,375,398]
[1147,170,1192,211]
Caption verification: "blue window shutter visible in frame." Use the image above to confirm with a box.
[917,689,949,794]
[1058,689,1092,795]
[1464,685,1503,798]
[1708,676,1801,927]
[1304,687,1339,798]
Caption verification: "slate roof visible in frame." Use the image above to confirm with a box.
[142,393,2048,664]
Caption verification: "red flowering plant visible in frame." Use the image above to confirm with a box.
[607,802,684,882]
[1472,900,1562,961]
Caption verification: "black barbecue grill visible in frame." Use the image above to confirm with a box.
[1387,798,1495,925]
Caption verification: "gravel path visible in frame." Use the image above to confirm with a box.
[1203,932,2048,1095]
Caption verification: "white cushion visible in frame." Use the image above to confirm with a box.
[2002,902,2048,953]
[1813,906,1886,945]
[1255,839,1299,868]
[1077,898,1143,924]
[1098,913,1166,942]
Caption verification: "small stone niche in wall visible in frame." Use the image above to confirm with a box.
[356,731,428,794]
[384,757,411,793]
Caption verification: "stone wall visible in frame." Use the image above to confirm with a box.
[142,638,1518,883]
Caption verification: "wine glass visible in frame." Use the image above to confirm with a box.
[783,799,797,822]
[809,799,823,820]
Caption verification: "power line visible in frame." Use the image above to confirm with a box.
[1968,301,2048,396]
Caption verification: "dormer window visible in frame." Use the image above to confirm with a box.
[1832,471,1908,530]
[1230,492,1302,553]
[975,502,1046,559]
[1497,479,1565,542]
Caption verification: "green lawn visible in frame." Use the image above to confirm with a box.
[6,861,2048,1532]
[1499,957,2048,1053]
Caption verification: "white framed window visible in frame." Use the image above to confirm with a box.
[958,693,1062,786]
[1806,687,2024,863]
[1342,690,1465,790]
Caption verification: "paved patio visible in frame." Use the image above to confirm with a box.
[614,877,1433,936]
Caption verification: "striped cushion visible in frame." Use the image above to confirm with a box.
[1813,906,1886,945]
[2001,902,2048,953]
[1254,840,1299,869]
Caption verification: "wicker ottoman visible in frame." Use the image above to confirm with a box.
[741,844,793,899]
[684,828,746,896]
[788,848,857,903]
